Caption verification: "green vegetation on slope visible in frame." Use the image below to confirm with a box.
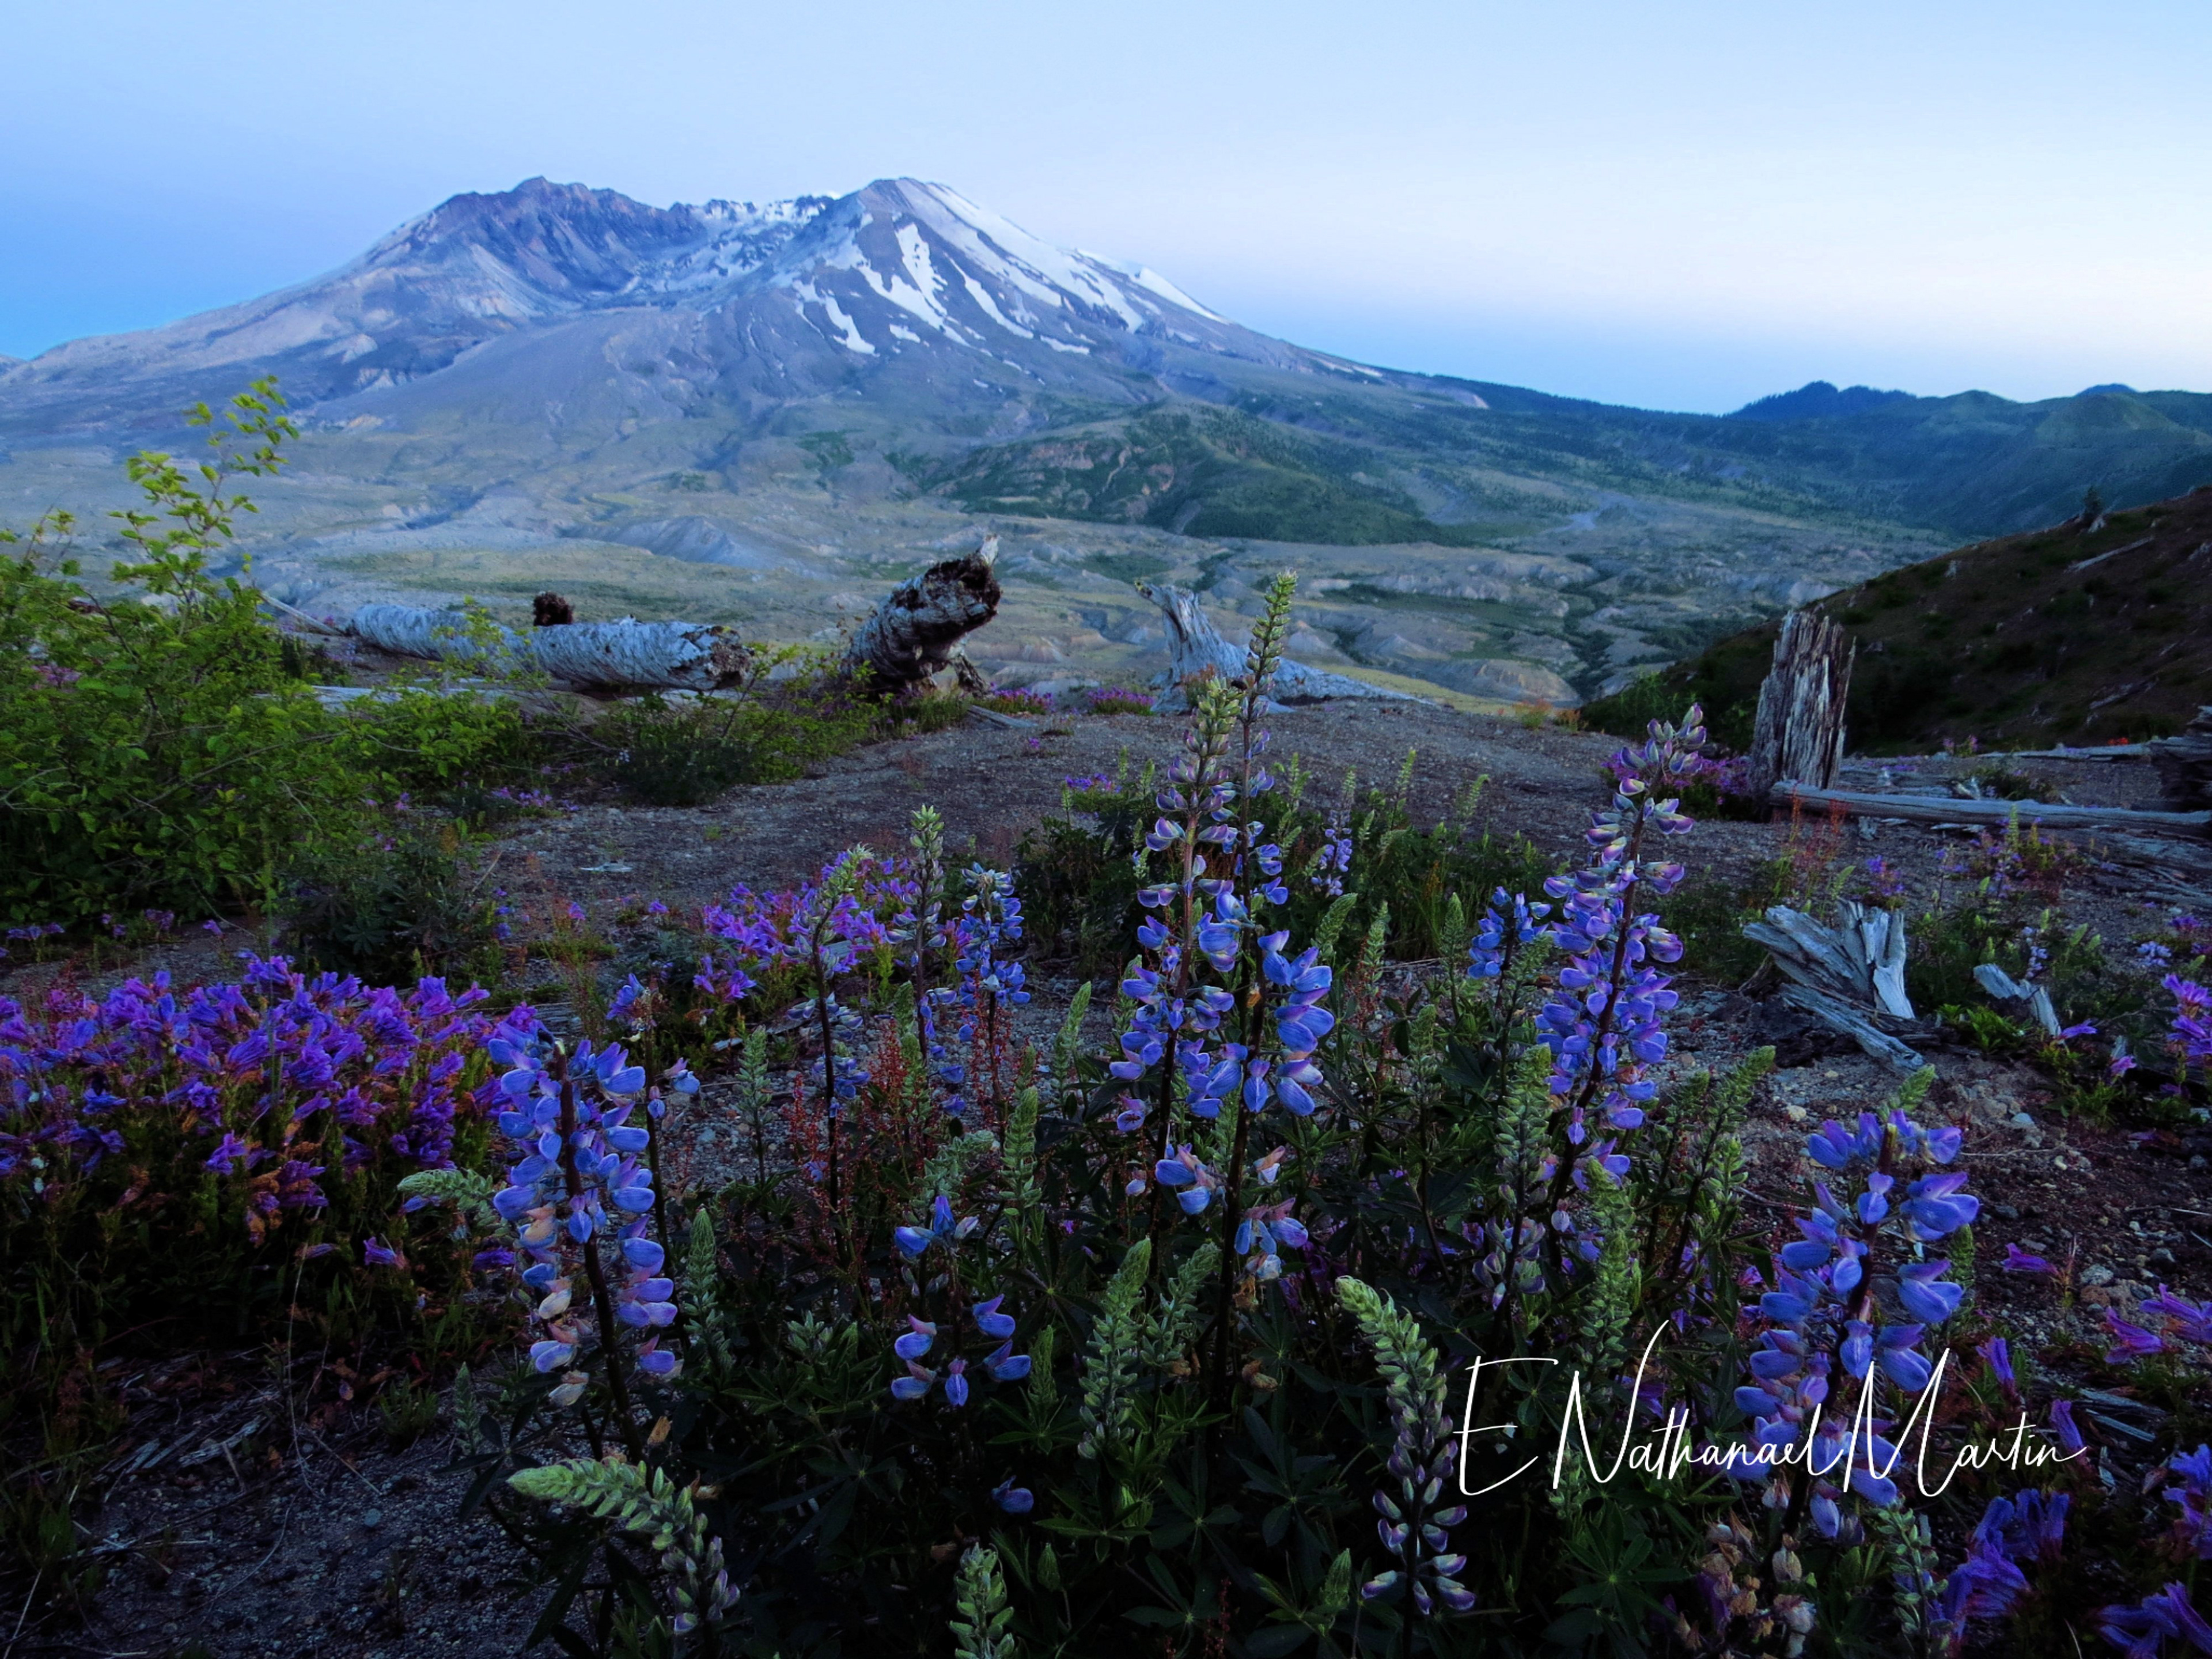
[1587,486,2212,752]
[937,404,1494,546]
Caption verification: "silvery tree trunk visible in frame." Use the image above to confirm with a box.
[1136,582,1419,708]
[1746,609,1855,800]
[347,604,751,693]
[840,535,1004,695]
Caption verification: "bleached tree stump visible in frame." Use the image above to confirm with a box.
[1741,900,1927,1071]
[1746,609,1855,801]
[1135,582,1421,709]
[841,536,1004,696]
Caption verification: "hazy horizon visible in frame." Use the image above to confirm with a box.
[8,0,2209,414]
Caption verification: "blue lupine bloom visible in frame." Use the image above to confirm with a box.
[984,1342,1030,1381]
[893,1193,976,1258]
[891,1362,935,1401]
[972,1296,1016,1339]
[991,1478,1035,1515]
[895,1318,937,1361]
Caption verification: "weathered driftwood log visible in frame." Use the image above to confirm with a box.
[841,536,1003,695]
[1766,782,2212,840]
[1746,609,1855,800]
[349,604,752,692]
[1741,901,1927,1071]
[2152,706,2212,812]
[1135,582,1421,708]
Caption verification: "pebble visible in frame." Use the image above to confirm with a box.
[361,1509,383,1529]
[2081,1265,2115,1286]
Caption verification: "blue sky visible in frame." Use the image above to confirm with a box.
[6,0,2209,412]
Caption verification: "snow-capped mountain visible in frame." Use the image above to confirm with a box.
[0,176,1313,437]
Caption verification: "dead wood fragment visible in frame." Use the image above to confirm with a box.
[2152,705,2212,812]
[347,604,751,692]
[1764,782,2212,840]
[1136,582,1420,709]
[1741,901,1928,1071]
[1747,609,1855,800]
[841,536,1003,696]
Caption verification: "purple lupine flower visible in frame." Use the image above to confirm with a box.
[362,1236,404,1268]
[1728,1095,1973,1535]
[2050,1399,2086,1458]
[1465,887,1550,983]
[2003,1244,2058,1276]
[485,1024,681,1388]
[893,1193,976,1259]
[1153,1145,1221,1214]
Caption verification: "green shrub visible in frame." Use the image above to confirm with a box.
[275,812,501,983]
[0,381,520,929]
[588,672,877,807]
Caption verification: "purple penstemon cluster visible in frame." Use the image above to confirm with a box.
[1919,1489,2067,1650]
[1,959,494,1233]
[2161,974,2210,1094]
[2103,1287,2212,1364]
[1527,707,1704,1189]
[2100,1580,2212,1658]
[487,1020,698,1397]
[1730,1101,1976,1539]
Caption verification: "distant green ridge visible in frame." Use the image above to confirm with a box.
[1587,486,2212,752]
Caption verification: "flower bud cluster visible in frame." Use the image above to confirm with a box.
[1335,1278,1475,1618]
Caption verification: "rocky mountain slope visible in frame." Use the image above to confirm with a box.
[1603,486,2212,751]
[5,177,2206,705]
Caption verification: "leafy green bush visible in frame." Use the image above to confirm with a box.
[588,672,877,807]
[0,381,519,929]
[276,811,501,983]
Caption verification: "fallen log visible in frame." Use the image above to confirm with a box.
[842,536,1003,696]
[1741,901,1928,1071]
[2151,706,2212,812]
[349,603,751,693]
[1746,609,1854,800]
[1768,782,2212,840]
[1135,582,1422,708]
